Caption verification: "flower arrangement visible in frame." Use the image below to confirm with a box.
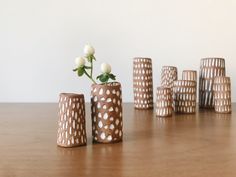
[73,44,116,84]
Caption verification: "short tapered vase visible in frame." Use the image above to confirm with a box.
[199,58,226,108]
[133,57,153,109]
[213,76,231,113]
[57,93,87,147]
[156,87,172,117]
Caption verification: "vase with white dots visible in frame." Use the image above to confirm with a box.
[133,57,153,109]
[91,82,123,143]
[57,93,87,147]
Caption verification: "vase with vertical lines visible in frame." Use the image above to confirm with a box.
[173,80,196,114]
[91,82,123,143]
[213,76,231,113]
[156,87,172,117]
[57,93,87,147]
[161,66,178,92]
[182,70,197,82]
[133,57,153,109]
[199,58,226,108]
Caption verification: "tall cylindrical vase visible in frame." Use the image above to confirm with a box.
[213,76,231,113]
[156,87,172,117]
[173,80,196,114]
[182,70,197,82]
[91,82,123,143]
[161,66,178,93]
[133,57,153,109]
[199,58,226,108]
[57,93,87,147]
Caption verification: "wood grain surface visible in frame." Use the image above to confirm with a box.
[0,103,236,177]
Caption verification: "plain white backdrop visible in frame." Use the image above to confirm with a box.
[0,0,235,102]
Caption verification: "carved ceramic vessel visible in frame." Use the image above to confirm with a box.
[182,70,197,82]
[133,57,153,109]
[173,80,196,114]
[57,93,87,147]
[91,82,123,143]
[156,87,172,117]
[213,76,231,113]
[199,58,226,108]
[161,66,178,93]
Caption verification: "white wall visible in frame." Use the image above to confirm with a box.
[0,0,235,102]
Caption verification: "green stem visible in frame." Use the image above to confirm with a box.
[90,59,93,77]
[84,70,97,84]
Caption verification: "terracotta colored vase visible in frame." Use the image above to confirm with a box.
[199,58,226,108]
[133,57,153,109]
[57,93,87,147]
[91,82,123,143]
[173,80,197,114]
[156,87,172,117]
[213,76,231,113]
[161,66,178,93]
[182,70,197,82]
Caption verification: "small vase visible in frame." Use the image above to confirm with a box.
[199,58,226,108]
[133,57,153,109]
[213,76,231,113]
[57,93,87,147]
[161,66,178,91]
[156,87,172,117]
[91,82,123,143]
[173,80,196,114]
[182,70,197,82]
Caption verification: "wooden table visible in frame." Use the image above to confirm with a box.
[0,103,236,177]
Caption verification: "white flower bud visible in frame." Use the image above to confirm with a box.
[84,44,95,57]
[101,63,111,74]
[75,57,86,67]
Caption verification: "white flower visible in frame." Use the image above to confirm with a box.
[75,57,86,67]
[101,63,111,74]
[84,44,95,57]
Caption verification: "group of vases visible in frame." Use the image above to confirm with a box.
[57,82,123,147]
[133,57,232,117]
[57,57,232,147]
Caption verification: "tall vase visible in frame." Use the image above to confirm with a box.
[57,93,87,147]
[182,70,197,82]
[91,82,123,143]
[199,58,226,108]
[133,57,153,109]
[173,80,196,114]
[156,87,172,117]
[213,76,231,113]
[161,66,178,93]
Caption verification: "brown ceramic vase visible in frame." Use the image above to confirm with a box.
[91,82,123,143]
[57,93,87,147]
[133,57,153,109]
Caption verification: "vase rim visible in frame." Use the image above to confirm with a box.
[91,82,121,87]
[133,57,152,60]
[60,93,84,98]
[201,57,225,60]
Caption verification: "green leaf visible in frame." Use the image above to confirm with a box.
[84,66,92,69]
[97,73,109,83]
[109,73,116,80]
[73,68,78,72]
[77,67,84,76]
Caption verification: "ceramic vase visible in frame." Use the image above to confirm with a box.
[161,66,178,93]
[213,76,231,113]
[57,93,87,147]
[133,57,153,109]
[156,87,172,117]
[91,82,123,143]
[173,80,196,114]
[199,58,226,108]
[182,70,197,82]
